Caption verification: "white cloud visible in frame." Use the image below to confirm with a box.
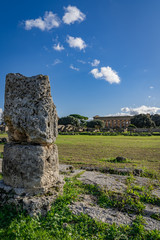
[77,59,86,64]
[150,86,154,89]
[52,59,62,65]
[53,43,64,51]
[25,11,60,31]
[121,105,160,115]
[63,5,85,24]
[91,59,100,67]
[148,96,151,99]
[70,64,79,71]
[66,36,87,50]
[90,66,120,84]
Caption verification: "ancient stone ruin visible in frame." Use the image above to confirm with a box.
[0,73,64,215]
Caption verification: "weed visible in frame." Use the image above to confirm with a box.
[151,213,160,221]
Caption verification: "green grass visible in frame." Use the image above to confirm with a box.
[0,134,160,176]
[56,135,160,176]
[0,144,4,155]
[0,133,8,138]
[0,174,160,239]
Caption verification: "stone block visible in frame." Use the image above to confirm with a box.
[2,143,61,194]
[4,73,57,144]
[0,179,64,216]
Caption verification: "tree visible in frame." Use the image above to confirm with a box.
[58,116,80,127]
[79,119,87,127]
[69,114,88,127]
[151,114,160,127]
[69,114,88,120]
[131,114,155,128]
[87,120,104,129]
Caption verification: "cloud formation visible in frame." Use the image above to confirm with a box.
[53,43,64,51]
[66,36,87,50]
[70,64,79,71]
[63,5,85,24]
[150,86,154,89]
[121,105,160,115]
[90,66,120,84]
[25,11,60,31]
[91,59,100,67]
[52,59,62,65]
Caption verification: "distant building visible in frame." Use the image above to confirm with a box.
[93,115,132,128]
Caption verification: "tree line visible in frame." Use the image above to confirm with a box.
[58,114,104,128]
[58,114,160,129]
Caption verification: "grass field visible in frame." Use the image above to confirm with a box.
[0,134,160,175]
[56,135,160,176]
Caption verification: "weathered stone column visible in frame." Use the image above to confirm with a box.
[0,73,64,215]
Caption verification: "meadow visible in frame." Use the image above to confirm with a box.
[0,134,160,176]
[56,135,160,176]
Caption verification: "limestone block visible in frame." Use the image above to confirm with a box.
[4,73,57,144]
[2,143,61,193]
[0,179,64,216]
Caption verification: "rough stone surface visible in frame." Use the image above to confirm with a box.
[4,73,57,144]
[1,73,64,216]
[69,194,160,231]
[2,143,61,194]
[0,180,63,216]
[77,170,160,195]
[78,171,127,193]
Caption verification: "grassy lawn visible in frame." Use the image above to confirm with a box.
[0,133,8,138]
[0,133,160,175]
[56,135,160,175]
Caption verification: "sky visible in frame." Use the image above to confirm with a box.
[0,0,160,119]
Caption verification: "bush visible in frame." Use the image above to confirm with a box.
[87,120,104,129]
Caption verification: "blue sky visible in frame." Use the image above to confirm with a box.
[0,0,160,118]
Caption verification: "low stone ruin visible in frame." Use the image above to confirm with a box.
[0,73,64,216]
